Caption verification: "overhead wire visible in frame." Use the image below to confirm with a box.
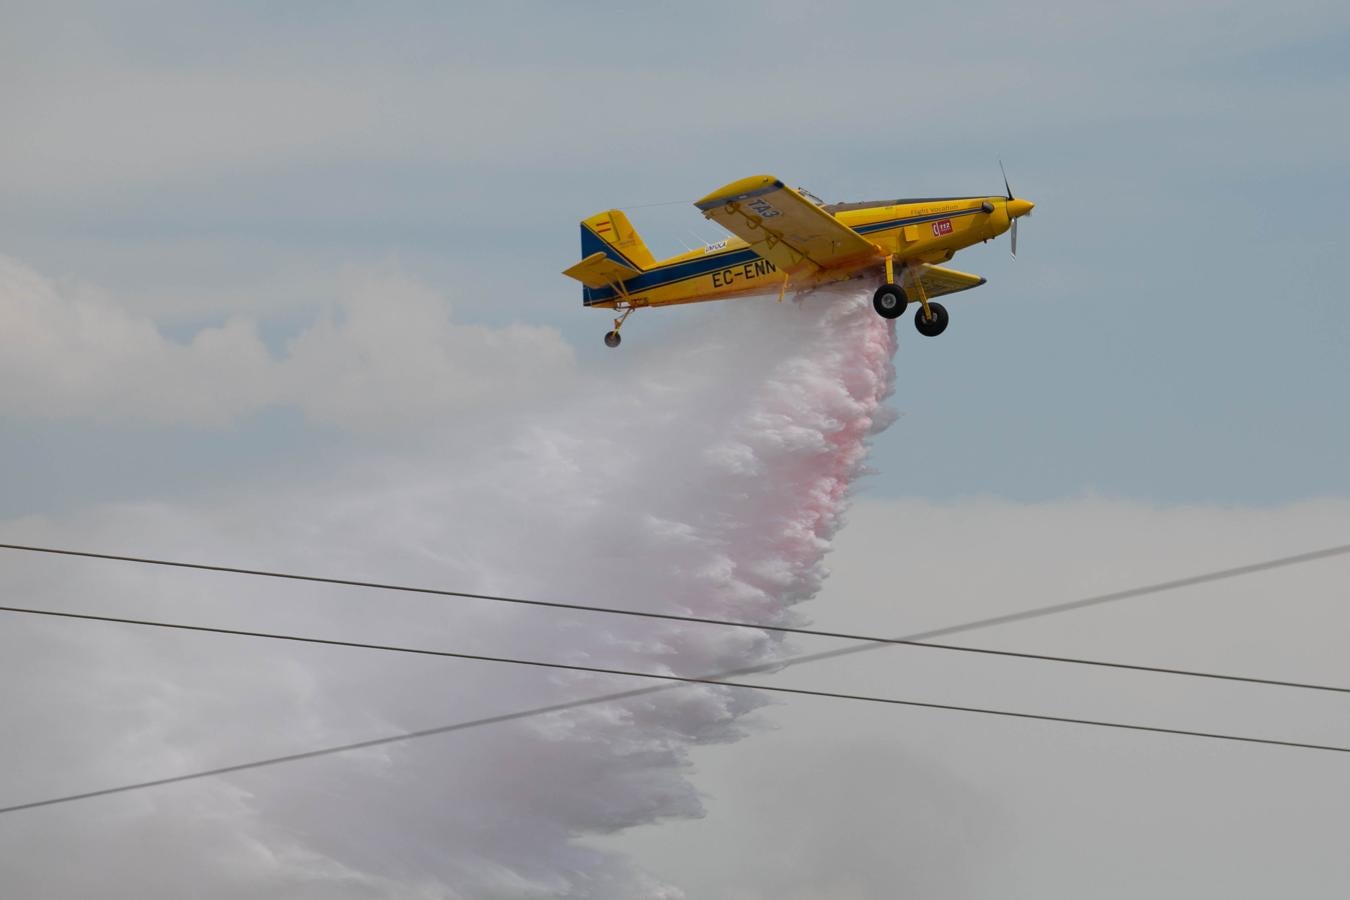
[2,542,1348,813]
[2,541,1347,691]
[7,687,1347,816]
[2,604,1349,817]
[2,600,1348,696]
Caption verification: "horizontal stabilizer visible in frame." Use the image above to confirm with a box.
[562,252,641,290]
[909,264,987,299]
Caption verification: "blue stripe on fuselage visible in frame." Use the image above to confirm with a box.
[584,247,762,305]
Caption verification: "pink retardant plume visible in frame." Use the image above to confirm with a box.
[0,285,904,900]
[467,287,902,897]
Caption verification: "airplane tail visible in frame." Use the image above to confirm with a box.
[580,209,656,271]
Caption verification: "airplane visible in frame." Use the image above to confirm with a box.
[563,171,1034,347]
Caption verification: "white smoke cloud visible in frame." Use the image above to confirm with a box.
[0,280,896,897]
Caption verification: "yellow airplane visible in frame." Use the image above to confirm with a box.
[563,172,1034,347]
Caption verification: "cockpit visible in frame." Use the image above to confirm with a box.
[796,188,827,207]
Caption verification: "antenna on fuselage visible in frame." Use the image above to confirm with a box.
[686,229,713,251]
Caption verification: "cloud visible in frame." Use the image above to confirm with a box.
[0,255,574,428]
[276,268,575,429]
[0,284,896,897]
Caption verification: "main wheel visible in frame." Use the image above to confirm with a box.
[872,284,907,319]
[604,330,622,348]
[914,302,949,337]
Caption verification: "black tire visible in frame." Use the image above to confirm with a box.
[872,284,907,319]
[914,301,949,337]
[604,330,622,348]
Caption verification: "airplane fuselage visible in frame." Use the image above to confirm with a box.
[583,195,1023,310]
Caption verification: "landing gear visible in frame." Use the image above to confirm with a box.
[879,257,949,336]
[873,284,907,319]
[914,301,949,337]
[604,306,635,349]
[874,256,909,320]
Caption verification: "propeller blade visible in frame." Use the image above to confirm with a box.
[999,159,1013,200]
[1011,218,1019,258]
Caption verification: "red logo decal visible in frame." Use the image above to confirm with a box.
[931,219,953,236]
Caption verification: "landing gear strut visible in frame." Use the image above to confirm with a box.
[902,264,948,337]
[873,255,909,320]
[604,307,635,349]
[872,257,951,337]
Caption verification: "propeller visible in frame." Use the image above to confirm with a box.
[999,160,1029,258]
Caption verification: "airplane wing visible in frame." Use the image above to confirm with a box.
[907,264,987,299]
[562,251,641,289]
[695,175,878,274]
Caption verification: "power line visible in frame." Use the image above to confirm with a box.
[3,609,1347,816]
[7,698,1345,818]
[2,541,1347,691]
[894,542,1350,641]
[4,542,1347,813]
[3,601,1348,697]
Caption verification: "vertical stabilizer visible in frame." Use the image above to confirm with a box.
[580,210,656,271]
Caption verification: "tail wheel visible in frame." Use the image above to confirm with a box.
[914,302,949,337]
[604,330,622,348]
[872,284,907,319]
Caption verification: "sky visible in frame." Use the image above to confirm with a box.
[1,1,1349,897]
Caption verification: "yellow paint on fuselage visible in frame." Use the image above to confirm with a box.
[588,196,1023,310]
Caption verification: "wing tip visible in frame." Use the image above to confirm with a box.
[695,175,784,211]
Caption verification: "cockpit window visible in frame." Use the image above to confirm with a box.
[797,188,826,207]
